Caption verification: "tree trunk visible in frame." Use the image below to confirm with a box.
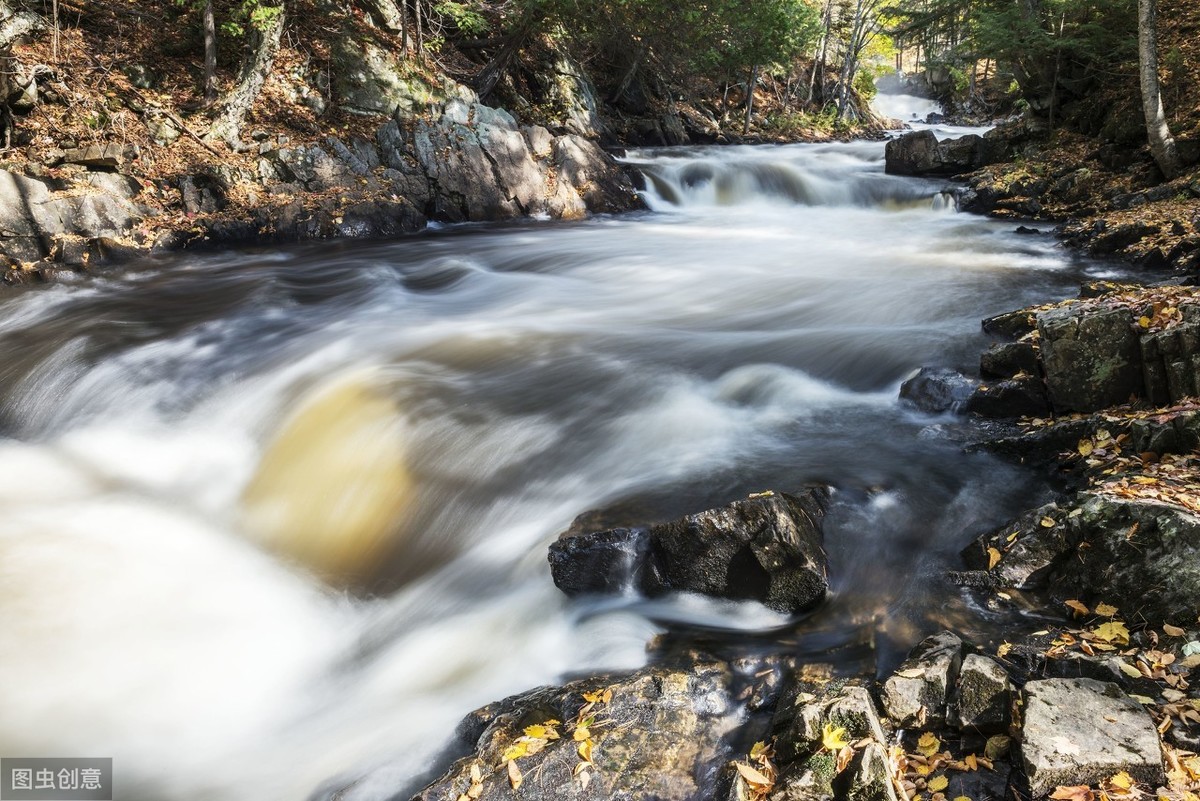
[206,3,285,149]
[743,63,758,135]
[202,0,218,102]
[1138,0,1181,180]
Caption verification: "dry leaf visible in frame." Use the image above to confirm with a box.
[1164,623,1186,637]
[917,732,941,757]
[1065,600,1090,616]
[735,762,772,787]
[987,547,1002,570]
[1040,516,1057,528]
[929,776,949,793]
[507,759,523,791]
[1094,621,1131,645]
[1050,785,1095,801]
[897,668,926,679]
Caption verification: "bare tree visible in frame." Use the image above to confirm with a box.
[202,0,218,103]
[207,2,286,149]
[1138,0,1181,180]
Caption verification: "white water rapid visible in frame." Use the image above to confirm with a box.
[0,137,1124,801]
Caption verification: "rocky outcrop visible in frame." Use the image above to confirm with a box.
[884,130,986,177]
[899,367,978,414]
[880,631,964,728]
[1021,678,1164,796]
[410,662,745,801]
[549,489,830,614]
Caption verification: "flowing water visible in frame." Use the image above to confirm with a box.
[0,113,1124,801]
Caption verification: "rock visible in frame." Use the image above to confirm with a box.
[980,341,1040,380]
[179,174,227,215]
[885,130,984,177]
[1038,304,1141,413]
[1021,678,1164,796]
[899,367,979,414]
[410,662,740,801]
[330,37,452,117]
[0,170,61,260]
[962,502,1070,589]
[964,375,1050,418]
[881,631,964,727]
[61,144,136,170]
[549,489,830,614]
[845,743,899,801]
[950,654,1012,732]
[122,63,156,90]
[86,236,141,264]
[982,308,1037,339]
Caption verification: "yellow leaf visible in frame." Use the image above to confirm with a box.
[1130,694,1156,705]
[1163,623,1186,637]
[470,764,483,784]
[1051,786,1095,801]
[735,761,772,787]
[523,724,557,740]
[1094,621,1130,646]
[896,668,925,679]
[1117,660,1143,679]
[1095,603,1119,618]
[507,759,523,790]
[964,754,978,771]
[823,722,850,752]
[1139,316,1151,328]
[1040,516,1056,528]
[918,732,942,757]
[1109,772,1134,791]
[929,776,949,793]
[997,642,1013,658]
[577,738,594,763]
[1065,600,1089,616]
[1078,439,1095,457]
[573,726,591,742]
[582,690,604,703]
[750,741,771,761]
[502,741,530,762]
[987,547,1002,570]
[467,785,482,800]
[954,796,973,801]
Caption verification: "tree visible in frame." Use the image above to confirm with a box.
[206,0,286,148]
[1137,0,1181,179]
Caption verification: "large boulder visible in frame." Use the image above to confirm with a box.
[880,631,964,728]
[899,367,978,414]
[549,489,830,614]
[1021,678,1164,797]
[885,130,985,177]
[1038,305,1142,413]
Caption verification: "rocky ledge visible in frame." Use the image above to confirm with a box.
[0,88,641,285]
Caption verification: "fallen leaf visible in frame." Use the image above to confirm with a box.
[507,759,523,791]
[987,547,1002,569]
[1041,516,1057,528]
[1050,785,1095,801]
[1163,623,1186,637]
[997,642,1013,658]
[896,668,926,679]
[1079,439,1095,456]
[929,776,949,793]
[1095,603,1119,617]
[735,762,772,787]
[918,732,941,757]
[1117,660,1143,679]
[577,770,592,790]
[984,735,1011,761]
[1094,621,1131,646]
[1130,694,1156,705]
[1065,600,1090,616]
[964,754,978,771]
[822,722,849,752]
[1108,771,1135,792]
[578,738,594,763]
[502,741,529,762]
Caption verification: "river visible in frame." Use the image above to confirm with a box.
[0,102,1123,801]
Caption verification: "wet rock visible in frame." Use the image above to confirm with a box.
[551,489,830,614]
[950,654,1011,732]
[881,631,964,727]
[899,367,979,414]
[1021,678,1164,796]
[980,341,1040,379]
[885,130,985,177]
[1038,304,1141,413]
[964,375,1050,419]
[962,502,1070,589]
[411,662,740,801]
[982,308,1037,339]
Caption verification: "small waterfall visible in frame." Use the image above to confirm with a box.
[872,92,943,124]
[623,143,950,211]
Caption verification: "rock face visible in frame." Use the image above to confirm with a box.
[1038,305,1142,412]
[899,367,978,414]
[950,654,1012,732]
[881,631,964,727]
[885,130,985,177]
[549,489,830,614]
[410,663,742,801]
[1021,678,1164,796]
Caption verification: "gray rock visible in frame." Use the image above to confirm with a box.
[1038,305,1142,413]
[1021,678,1164,797]
[61,144,136,170]
[845,742,899,801]
[950,654,1012,732]
[885,130,984,177]
[409,662,739,801]
[0,169,61,259]
[881,631,964,727]
[983,308,1037,339]
[550,489,830,614]
[899,367,979,414]
[964,375,1050,419]
[962,502,1070,589]
[980,341,1040,380]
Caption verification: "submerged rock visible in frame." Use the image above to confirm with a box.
[549,489,830,614]
[1021,678,1164,796]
